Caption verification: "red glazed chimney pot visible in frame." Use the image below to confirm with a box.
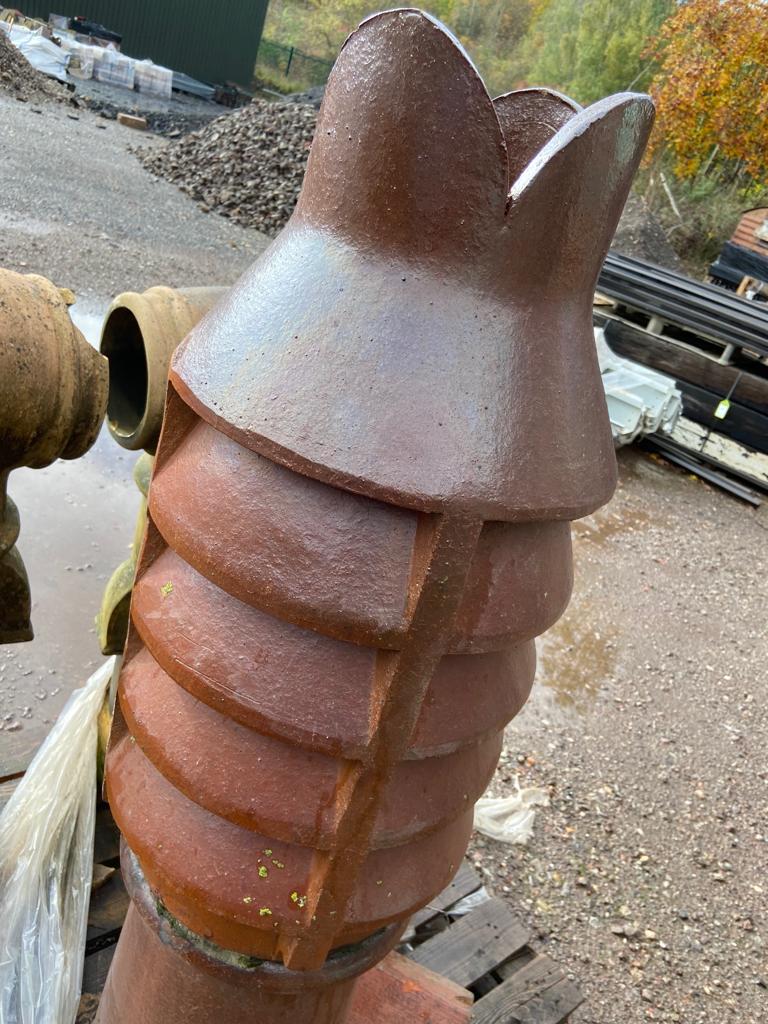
[99,9,653,1022]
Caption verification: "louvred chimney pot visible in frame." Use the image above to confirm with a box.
[97,10,653,1022]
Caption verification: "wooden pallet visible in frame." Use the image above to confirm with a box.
[595,301,768,370]
[76,806,582,1024]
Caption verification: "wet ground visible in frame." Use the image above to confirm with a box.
[470,450,768,1024]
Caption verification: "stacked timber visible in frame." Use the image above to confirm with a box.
[595,252,768,456]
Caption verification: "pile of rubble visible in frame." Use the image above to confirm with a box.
[88,98,218,137]
[0,30,70,103]
[138,98,317,236]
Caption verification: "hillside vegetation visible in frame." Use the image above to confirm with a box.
[257,0,768,271]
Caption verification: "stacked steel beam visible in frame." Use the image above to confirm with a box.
[599,251,768,357]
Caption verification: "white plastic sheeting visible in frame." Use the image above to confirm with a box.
[0,660,114,1024]
[5,23,173,97]
[134,59,173,100]
[473,779,550,844]
[56,36,94,80]
[596,327,682,446]
[6,25,68,82]
[91,46,135,90]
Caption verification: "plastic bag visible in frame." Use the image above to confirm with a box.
[446,886,490,918]
[0,658,114,1024]
[473,777,550,844]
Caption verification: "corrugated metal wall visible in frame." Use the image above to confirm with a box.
[22,1,269,85]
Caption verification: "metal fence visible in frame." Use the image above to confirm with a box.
[257,38,333,87]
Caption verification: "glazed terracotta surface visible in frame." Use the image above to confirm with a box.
[102,7,653,1008]
[100,285,228,454]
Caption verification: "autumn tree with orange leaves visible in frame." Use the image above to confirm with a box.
[648,0,768,182]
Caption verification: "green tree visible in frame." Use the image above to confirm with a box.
[259,0,672,101]
[265,0,458,63]
[451,0,533,92]
[518,0,672,103]
[261,0,530,93]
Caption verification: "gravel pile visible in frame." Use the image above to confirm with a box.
[138,98,317,236]
[0,29,70,104]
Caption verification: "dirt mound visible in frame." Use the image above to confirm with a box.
[612,192,682,271]
[137,99,317,236]
[0,30,70,104]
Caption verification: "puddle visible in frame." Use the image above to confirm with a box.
[69,300,106,349]
[516,491,650,722]
[534,606,617,713]
[573,504,650,545]
[528,598,618,720]
[1,428,140,774]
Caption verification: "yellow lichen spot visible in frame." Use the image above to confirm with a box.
[258,865,268,878]
[243,896,254,904]
[160,580,174,598]
[272,859,284,869]
[290,891,299,903]
[263,849,272,857]
[259,907,272,917]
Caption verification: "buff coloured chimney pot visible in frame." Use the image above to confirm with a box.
[100,285,228,454]
[0,269,107,643]
[97,285,229,654]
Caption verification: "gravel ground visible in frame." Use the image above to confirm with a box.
[0,93,266,304]
[72,76,228,136]
[469,448,768,1023]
